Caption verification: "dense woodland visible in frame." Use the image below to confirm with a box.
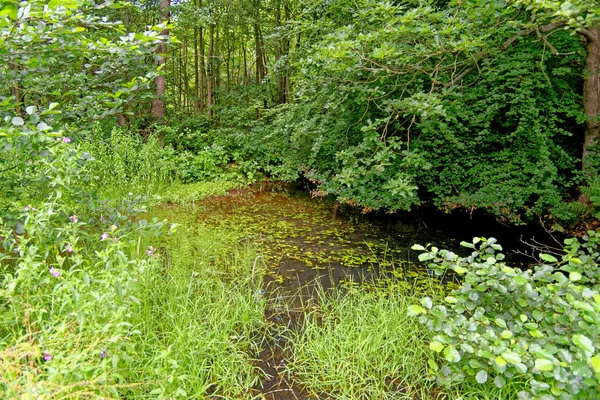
[2,0,600,225]
[1,0,600,398]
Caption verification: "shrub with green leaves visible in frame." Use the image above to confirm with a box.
[84,127,179,187]
[180,145,230,183]
[410,235,600,399]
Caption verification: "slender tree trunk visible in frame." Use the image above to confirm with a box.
[282,0,291,103]
[152,0,170,120]
[194,24,200,114]
[177,46,182,109]
[215,24,221,99]
[242,38,248,86]
[582,25,600,171]
[199,4,206,113]
[9,61,22,113]
[254,0,265,82]
[207,23,214,117]
[226,27,231,93]
[184,41,190,113]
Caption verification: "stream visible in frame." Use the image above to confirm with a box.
[160,182,563,399]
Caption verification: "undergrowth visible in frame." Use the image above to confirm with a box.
[284,283,440,400]
[125,210,267,398]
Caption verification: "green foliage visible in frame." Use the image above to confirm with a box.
[286,284,436,399]
[84,127,179,187]
[0,0,167,125]
[221,0,589,223]
[411,235,600,399]
[125,211,267,398]
[180,144,230,183]
[0,108,94,226]
[159,181,241,205]
[0,138,169,396]
[159,116,212,153]
[415,39,582,222]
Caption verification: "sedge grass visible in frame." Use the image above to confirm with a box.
[284,282,440,400]
[125,210,267,399]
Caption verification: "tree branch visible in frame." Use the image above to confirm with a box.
[578,27,598,43]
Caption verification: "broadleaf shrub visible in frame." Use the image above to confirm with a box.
[411,235,600,399]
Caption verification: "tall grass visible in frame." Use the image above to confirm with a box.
[284,283,440,400]
[125,210,267,399]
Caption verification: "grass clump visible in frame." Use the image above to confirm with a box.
[159,181,241,205]
[126,214,267,399]
[285,284,438,400]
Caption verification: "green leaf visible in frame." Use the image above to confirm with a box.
[539,253,558,263]
[534,358,554,372]
[513,276,528,285]
[407,305,426,316]
[495,356,507,367]
[529,329,544,338]
[418,252,433,261]
[427,358,439,372]
[429,341,445,352]
[411,244,425,251]
[475,370,488,384]
[573,301,594,313]
[454,266,467,274]
[443,346,461,363]
[501,351,521,364]
[572,334,594,354]
[421,297,433,309]
[501,330,513,339]
[11,117,24,126]
[590,356,600,373]
[569,272,582,281]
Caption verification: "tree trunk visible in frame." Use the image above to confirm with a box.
[194,24,200,114]
[243,38,248,86]
[184,41,190,113]
[9,61,23,113]
[254,0,265,82]
[199,7,206,113]
[207,23,214,117]
[151,0,170,120]
[582,25,600,171]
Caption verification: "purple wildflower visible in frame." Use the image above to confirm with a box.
[43,351,52,361]
[49,267,60,278]
[113,237,118,242]
[64,243,73,253]
[146,246,157,256]
[69,215,78,223]
[100,349,107,359]
[62,137,71,143]
[101,232,109,241]
[24,206,29,211]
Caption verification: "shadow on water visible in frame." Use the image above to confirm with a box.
[170,182,565,399]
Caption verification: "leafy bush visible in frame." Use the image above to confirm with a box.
[159,115,211,153]
[410,235,600,399]
[84,127,179,186]
[0,113,170,396]
[180,145,230,183]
